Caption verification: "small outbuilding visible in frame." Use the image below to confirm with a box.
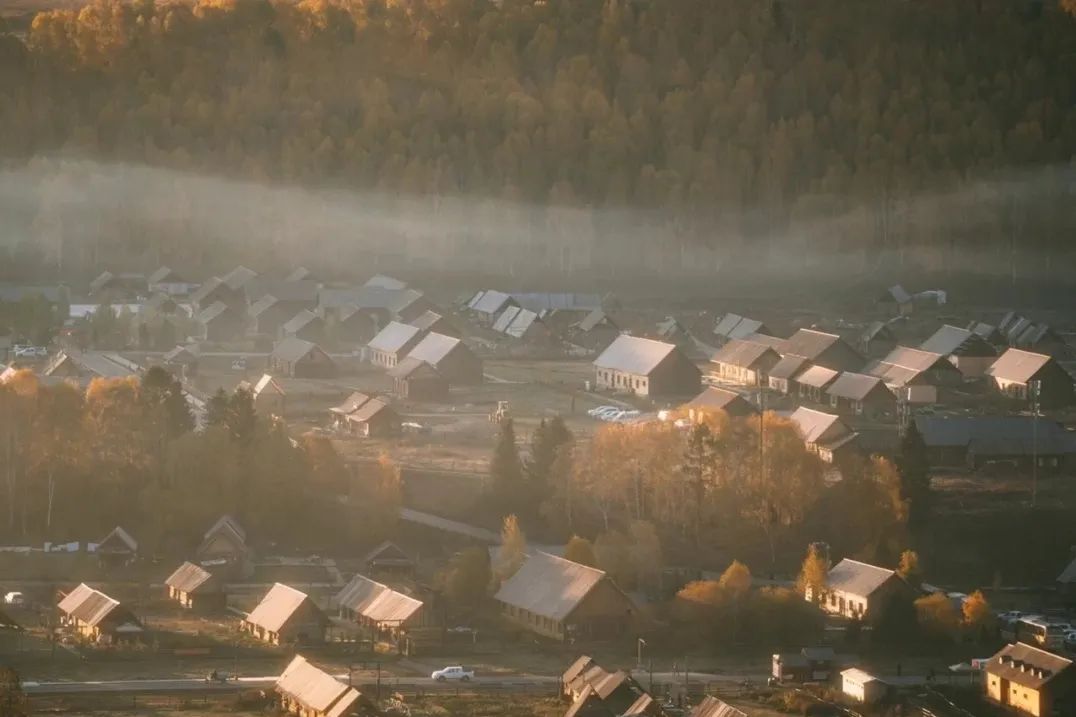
[58,583,144,644]
[96,526,138,568]
[269,337,336,378]
[681,386,757,421]
[276,654,366,717]
[345,398,400,438]
[594,335,701,397]
[841,667,888,704]
[165,561,226,611]
[986,349,1075,408]
[242,583,328,646]
[405,333,483,385]
[389,358,448,401]
[825,372,896,418]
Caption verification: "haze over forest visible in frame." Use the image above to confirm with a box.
[1,0,1076,282]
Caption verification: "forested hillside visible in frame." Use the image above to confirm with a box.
[1,0,1075,279]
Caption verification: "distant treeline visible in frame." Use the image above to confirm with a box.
[1,0,1075,278]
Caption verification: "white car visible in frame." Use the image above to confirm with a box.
[13,347,47,358]
[588,406,619,417]
[3,591,24,605]
[431,666,474,682]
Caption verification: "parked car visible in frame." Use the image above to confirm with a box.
[231,357,248,370]
[13,346,47,358]
[430,666,474,682]
[997,610,1024,624]
[3,591,24,605]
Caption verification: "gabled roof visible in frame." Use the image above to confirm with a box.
[282,310,321,335]
[98,526,138,553]
[594,335,680,376]
[920,325,997,358]
[914,416,1076,456]
[165,561,217,594]
[320,286,409,311]
[492,305,522,333]
[330,392,371,416]
[252,374,285,398]
[683,387,756,415]
[795,365,839,389]
[782,329,848,361]
[827,558,897,598]
[277,655,362,716]
[348,398,394,424]
[507,309,543,339]
[196,301,231,325]
[58,583,136,628]
[387,357,440,380]
[245,583,317,633]
[576,309,617,333]
[512,293,601,312]
[826,372,890,401]
[89,271,114,293]
[880,284,912,304]
[472,290,515,315]
[407,332,464,366]
[494,552,616,622]
[865,346,954,387]
[861,321,895,344]
[285,267,312,282]
[271,336,321,364]
[42,351,80,377]
[362,540,414,567]
[368,322,423,354]
[714,313,769,341]
[221,265,258,292]
[563,655,597,686]
[387,289,426,316]
[466,290,487,310]
[710,338,779,369]
[205,514,246,543]
[967,321,1004,343]
[364,274,407,290]
[410,310,447,333]
[656,317,687,339]
[986,348,1053,384]
[690,696,747,717]
[768,355,808,380]
[788,407,852,446]
[249,294,278,318]
[148,266,182,285]
[163,345,198,363]
[335,574,423,624]
[247,280,321,304]
[986,643,1073,690]
[1058,557,1076,585]
[190,277,225,307]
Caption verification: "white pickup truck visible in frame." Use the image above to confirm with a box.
[430,665,474,682]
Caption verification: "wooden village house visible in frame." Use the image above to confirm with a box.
[335,574,425,647]
[57,583,144,644]
[780,328,864,372]
[165,561,226,611]
[329,392,372,430]
[237,374,287,415]
[96,526,137,568]
[345,398,400,438]
[197,515,251,576]
[281,310,328,344]
[367,322,425,368]
[242,583,329,646]
[495,552,638,642]
[681,386,757,421]
[389,358,448,401]
[276,655,366,717]
[404,332,483,385]
[865,346,962,404]
[593,335,701,397]
[788,407,859,464]
[824,372,896,418]
[986,348,1075,407]
[269,337,336,378]
[920,324,999,378]
[710,339,781,387]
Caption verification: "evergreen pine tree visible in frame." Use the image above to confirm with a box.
[897,422,931,526]
[206,388,229,427]
[490,418,525,517]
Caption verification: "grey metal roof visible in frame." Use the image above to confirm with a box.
[165,561,216,594]
[190,277,224,307]
[577,309,617,333]
[594,335,679,375]
[320,286,409,311]
[247,279,320,304]
[245,583,316,633]
[865,346,952,387]
[796,365,839,389]
[387,357,439,380]
[407,332,464,366]
[348,398,394,423]
[768,355,808,380]
[921,325,997,358]
[98,526,138,553]
[881,284,912,304]
[364,274,407,290]
[163,345,197,363]
[1058,557,1076,584]
[511,293,601,312]
[827,558,897,598]
[826,372,889,401]
[196,301,231,324]
[330,392,371,415]
[368,321,422,354]
[335,574,423,624]
[249,294,278,318]
[409,310,446,332]
[710,338,779,369]
[713,313,744,337]
[507,309,542,338]
[986,348,1053,384]
[221,266,258,291]
[271,336,320,363]
[861,320,894,343]
[788,407,851,445]
[472,290,515,315]
[277,655,360,715]
[684,387,756,414]
[494,552,612,621]
[492,305,522,333]
[466,290,487,310]
[914,415,1076,455]
[282,310,320,335]
[782,329,845,361]
[205,514,245,542]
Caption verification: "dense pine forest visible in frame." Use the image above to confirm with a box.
[1,0,1075,279]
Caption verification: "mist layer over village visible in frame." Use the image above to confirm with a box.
[2,1,1076,717]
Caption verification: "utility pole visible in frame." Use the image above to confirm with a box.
[637,638,646,671]
[1031,380,1041,507]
